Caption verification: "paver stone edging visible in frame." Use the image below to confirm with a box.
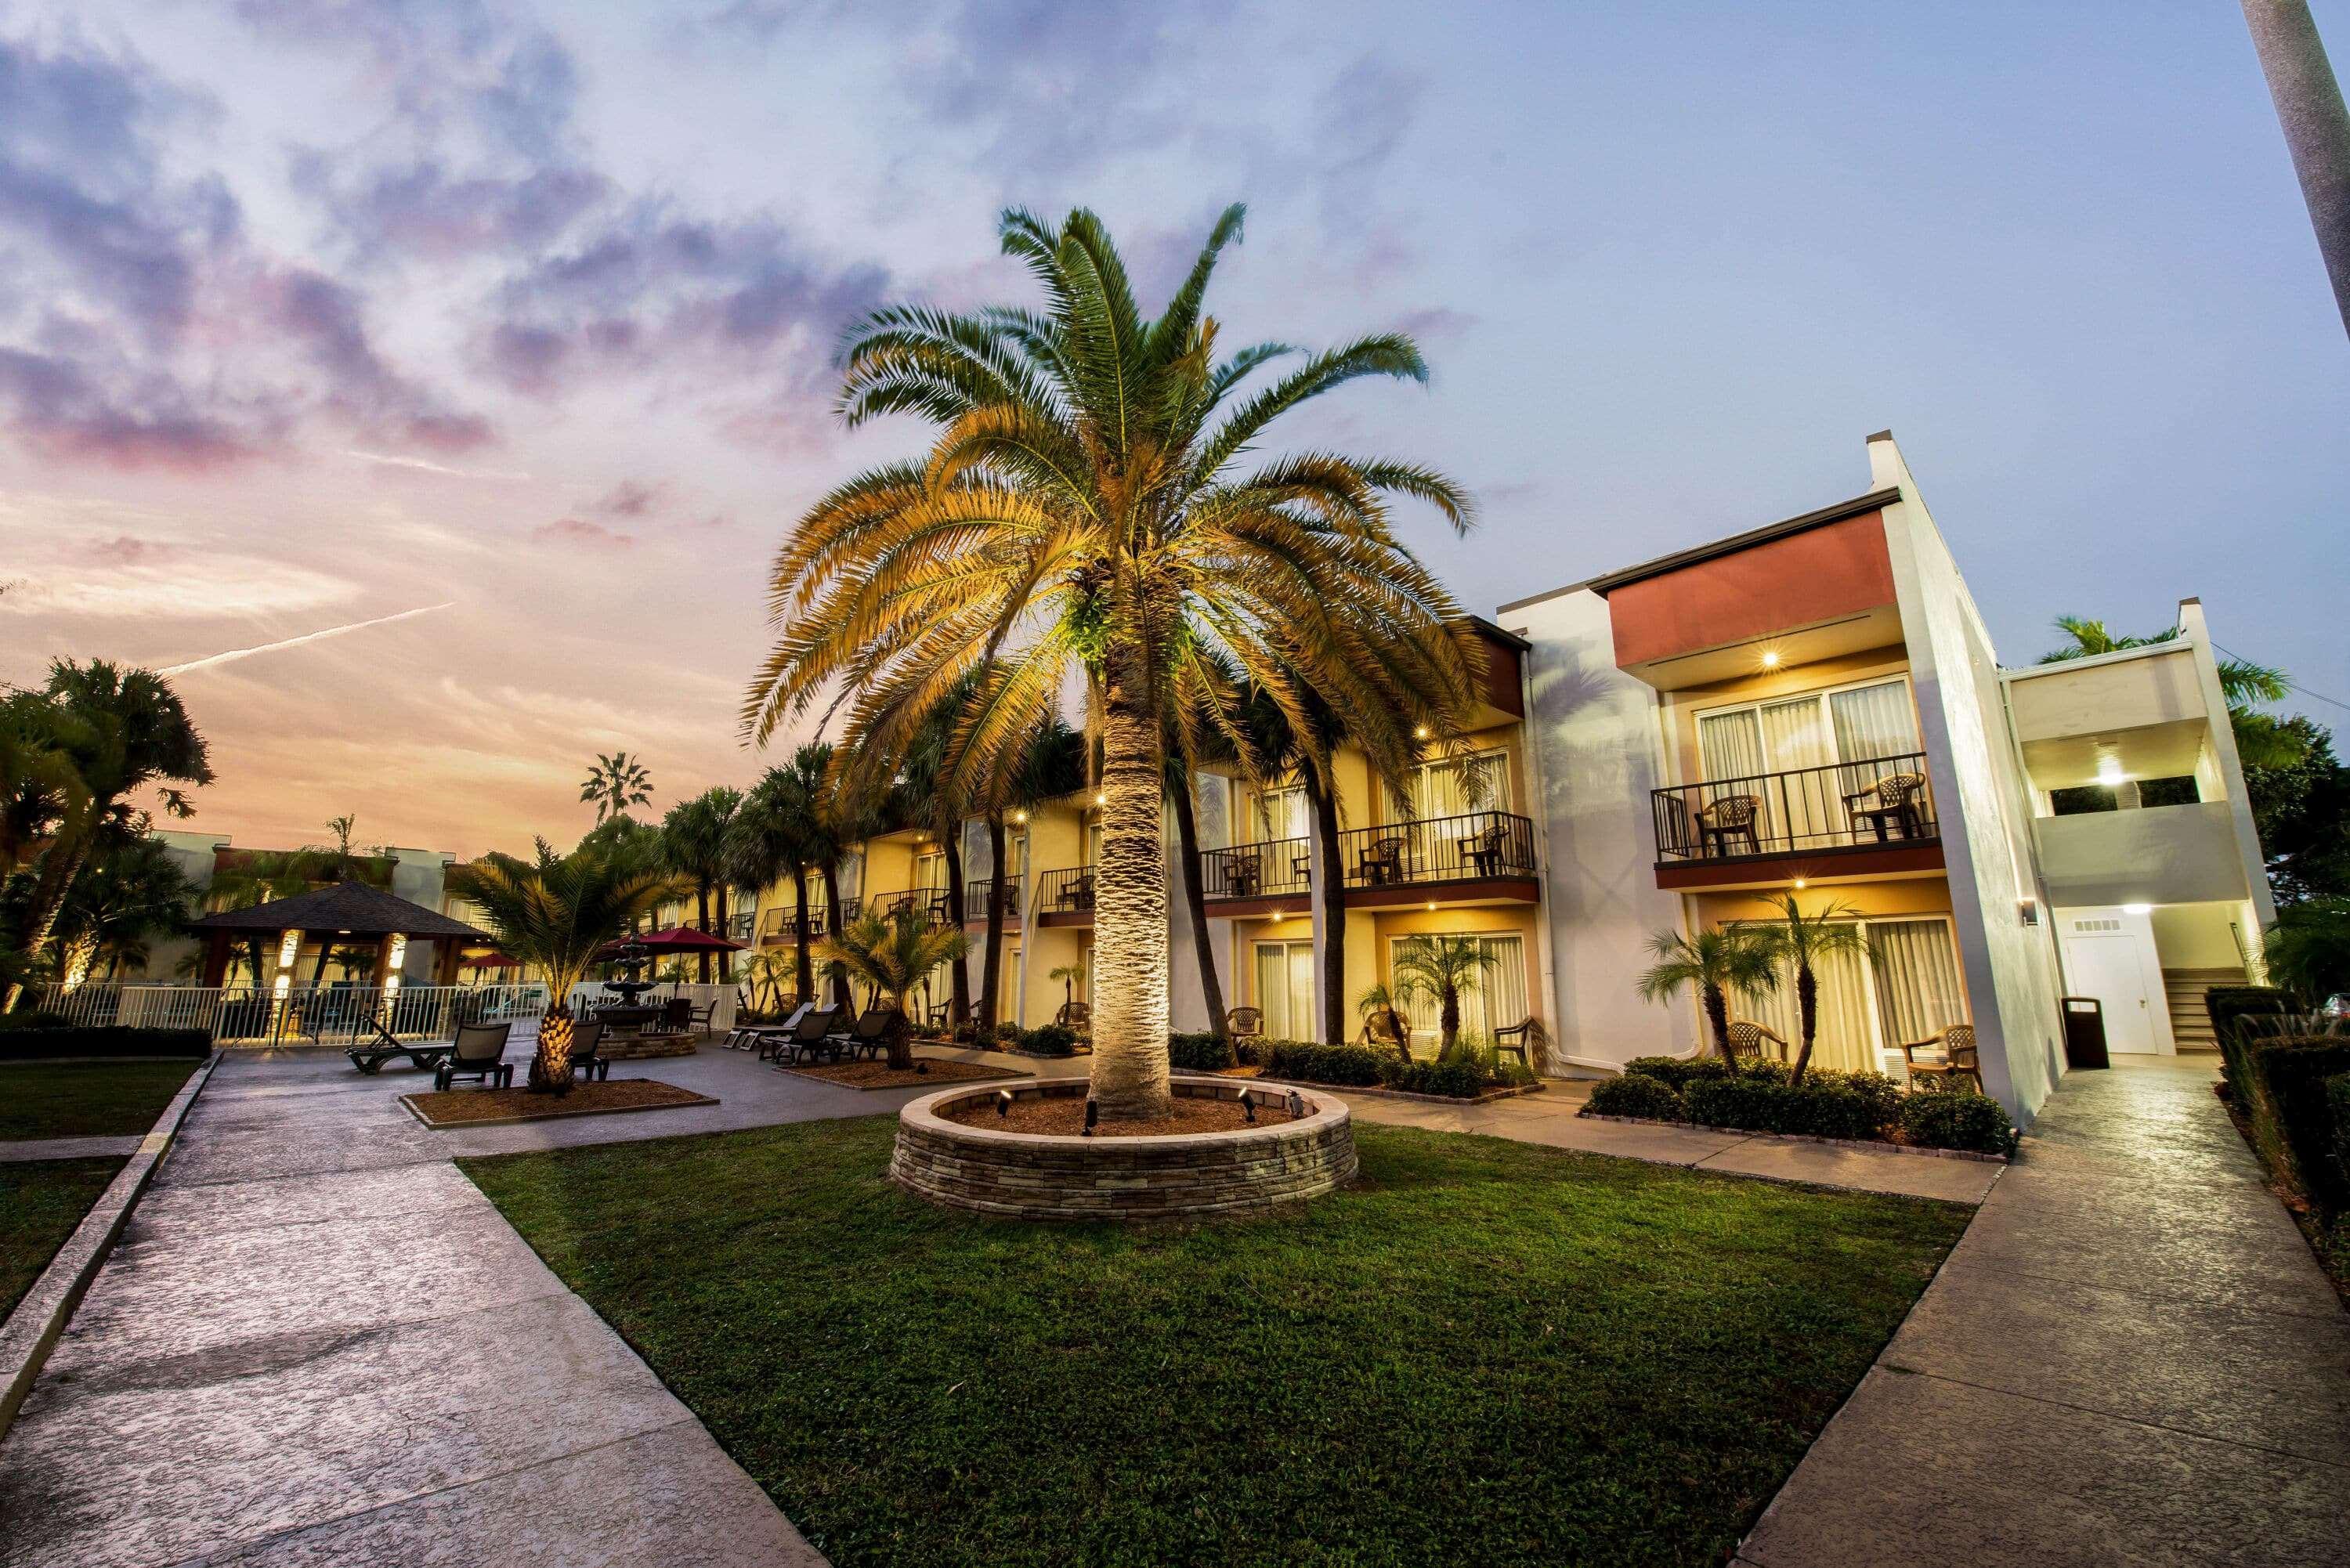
[1242,1075,1546,1107]
[0,1049,222,1439]
[1577,1109,2011,1163]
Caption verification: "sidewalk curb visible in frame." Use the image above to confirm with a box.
[0,1049,222,1440]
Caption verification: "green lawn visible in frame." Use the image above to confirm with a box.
[0,1060,198,1142]
[462,1118,1970,1568]
[0,1158,124,1317]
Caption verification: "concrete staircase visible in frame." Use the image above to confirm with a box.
[2162,966,2247,1053]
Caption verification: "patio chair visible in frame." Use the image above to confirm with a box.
[1492,1018,1543,1071]
[1357,836,1406,887]
[1725,1020,1789,1064]
[1846,772,1929,843]
[1058,873,1096,913]
[739,1002,815,1057]
[682,998,719,1036]
[1359,1006,1412,1056]
[567,1021,612,1084]
[772,1005,843,1066]
[432,1021,515,1090]
[1056,999,1091,1032]
[1900,1024,1982,1093]
[1224,854,1263,898]
[1695,793,1762,858]
[844,1002,900,1062]
[1459,818,1509,879]
[1225,1006,1264,1046]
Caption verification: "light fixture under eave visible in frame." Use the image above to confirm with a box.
[2121,902,2153,916]
[1793,878,1806,891]
[1760,650,1781,669]
[2095,758,2127,787]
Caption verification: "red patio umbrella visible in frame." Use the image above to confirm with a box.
[594,926,746,960]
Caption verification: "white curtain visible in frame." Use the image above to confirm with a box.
[1760,696,1833,842]
[1255,941,1314,1039]
[1402,750,1512,819]
[1390,934,1528,1042]
[1734,924,1878,1074]
[1872,919,1968,1048]
[1256,785,1308,841]
[1828,680,1918,765]
[1698,710,1764,783]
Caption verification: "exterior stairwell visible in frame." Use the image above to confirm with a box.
[2162,966,2247,1053]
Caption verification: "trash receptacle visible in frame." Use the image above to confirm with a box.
[2062,995,2110,1070]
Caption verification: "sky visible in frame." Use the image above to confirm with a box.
[2,0,2345,860]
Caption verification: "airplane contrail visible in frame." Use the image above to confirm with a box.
[344,450,533,481]
[159,602,458,676]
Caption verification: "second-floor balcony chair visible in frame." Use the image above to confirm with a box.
[1058,872,1096,914]
[1695,793,1762,858]
[1846,771,1929,844]
[1459,819,1509,879]
[1357,836,1406,887]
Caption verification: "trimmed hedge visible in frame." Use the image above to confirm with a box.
[1167,1031,1235,1072]
[2329,1072,2350,1196]
[1264,1040,1386,1087]
[0,1026,213,1060]
[1622,1056,1726,1092]
[1683,1078,1884,1141]
[1587,1073,1684,1121]
[1898,1092,2019,1157]
[1383,1059,1490,1099]
[2207,985,2294,1094]
[1007,1024,1079,1058]
[2237,1034,2350,1209]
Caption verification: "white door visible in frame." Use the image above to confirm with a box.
[2067,934,2157,1054]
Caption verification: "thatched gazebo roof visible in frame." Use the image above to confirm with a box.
[192,880,487,941]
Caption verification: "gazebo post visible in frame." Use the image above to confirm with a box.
[201,930,232,988]
[433,939,461,987]
[371,935,396,988]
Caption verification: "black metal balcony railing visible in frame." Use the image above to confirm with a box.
[864,889,953,925]
[757,904,830,941]
[1339,810,1538,888]
[1650,752,1938,863]
[960,875,1023,920]
[1201,836,1311,900]
[1039,866,1094,915]
[725,910,755,942]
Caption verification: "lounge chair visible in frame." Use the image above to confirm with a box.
[567,1021,612,1083]
[432,1022,515,1090]
[772,1006,842,1067]
[734,1003,812,1056]
[844,1003,900,1062]
[347,1017,456,1075]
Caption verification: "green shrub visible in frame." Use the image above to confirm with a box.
[2328,1073,2350,1197]
[1011,1024,1079,1057]
[0,1026,213,1060]
[2207,985,2294,1093]
[1623,1056,1729,1092]
[1587,1073,1685,1120]
[1167,1031,1235,1071]
[1684,1078,1885,1141]
[2239,1035,2350,1209]
[1264,1040,1386,1086]
[0,1010,74,1032]
[1897,1092,2019,1156]
[1809,1069,1902,1129]
[1382,1058,1488,1099]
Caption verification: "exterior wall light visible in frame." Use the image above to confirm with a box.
[2121,902,2153,916]
[1761,650,1781,669]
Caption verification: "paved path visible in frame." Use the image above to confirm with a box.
[0,1046,845,1568]
[0,1135,142,1164]
[1738,1057,2350,1567]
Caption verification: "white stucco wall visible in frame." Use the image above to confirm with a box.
[1510,584,1697,1069]
[1871,435,2070,1122]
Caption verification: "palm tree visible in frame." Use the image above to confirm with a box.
[661,787,743,983]
[50,836,197,988]
[743,206,1480,1118]
[1745,894,1879,1085]
[1,689,90,876]
[1382,934,1500,1058]
[1635,927,1780,1066]
[2039,616,2305,770]
[580,751,653,824]
[889,679,983,1031]
[2263,897,2350,1004]
[446,841,681,1093]
[1048,960,1086,1021]
[7,661,211,1010]
[730,748,837,1005]
[817,909,971,1070]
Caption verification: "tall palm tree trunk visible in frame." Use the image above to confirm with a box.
[791,873,814,1003]
[979,816,1007,1031]
[819,862,850,1008]
[1090,643,1173,1119]
[695,887,713,984]
[1170,780,1227,1039]
[944,833,971,1028]
[1310,779,1347,1046]
[714,885,732,984]
[2243,1,2350,338]
[6,830,92,1010]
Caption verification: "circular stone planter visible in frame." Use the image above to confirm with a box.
[892,1075,1357,1221]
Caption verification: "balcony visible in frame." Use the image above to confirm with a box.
[1650,751,1941,886]
[1038,866,1094,921]
[961,875,1023,923]
[1201,836,1311,901]
[864,890,953,925]
[1340,811,1538,894]
[757,904,830,943]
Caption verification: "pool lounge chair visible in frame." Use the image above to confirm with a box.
[432,1022,515,1090]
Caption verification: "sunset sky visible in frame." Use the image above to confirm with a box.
[4,2,2345,861]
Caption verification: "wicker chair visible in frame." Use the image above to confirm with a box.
[1725,1020,1789,1064]
[1900,1023,1981,1093]
[1225,1006,1264,1045]
[1359,1006,1412,1055]
[1695,793,1762,858]
[1056,999,1092,1032]
[1847,772,1929,843]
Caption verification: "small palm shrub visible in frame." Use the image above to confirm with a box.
[1897,1092,2019,1156]
[1587,1073,1686,1121]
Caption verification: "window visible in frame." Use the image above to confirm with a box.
[1729,914,1969,1074]
[1253,939,1316,1039]
[1386,932,1529,1042]
[1253,782,1309,841]
[1695,677,1919,782]
[912,847,945,892]
[1394,747,1512,820]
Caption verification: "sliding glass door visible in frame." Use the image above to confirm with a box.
[1386,933,1529,1045]
[1731,915,1967,1074]
[1694,677,1921,850]
[1253,940,1315,1039]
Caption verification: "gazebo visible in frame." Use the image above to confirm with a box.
[190,881,492,989]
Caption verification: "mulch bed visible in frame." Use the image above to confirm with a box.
[941,1093,1293,1137]
[780,1059,1029,1093]
[402,1079,717,1128]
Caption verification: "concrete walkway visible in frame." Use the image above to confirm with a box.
[1739,1058,2350,1567]
[0,1135,143,1164]
[0,1047,840,1568]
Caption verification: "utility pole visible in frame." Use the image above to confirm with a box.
[2242,1,2350,338]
